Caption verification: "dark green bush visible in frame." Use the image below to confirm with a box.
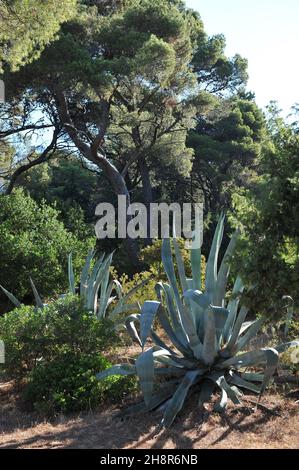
[24,353,136,415]
[0,188,93,304]
[0,295,119,380]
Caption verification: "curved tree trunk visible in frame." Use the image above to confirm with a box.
[138,158,153,246]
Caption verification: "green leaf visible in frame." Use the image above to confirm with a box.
[198,379,215,407]
[80,249,95,298]
[173,238,188,293]
[213,388,227,412]
[214,230,239,306]
[162,370,202,427]
[229,372,261,393]
[0,285,21,308]
[29,277,44,309]
[235,318,264,352]
[140,301,161,348]
[259,348,279,396]
[68,253,76,295]
[125,314,142,347]
[224,305,249,353]
[205,214,225,298]
[191,245,202,291]
[223,275,244,342]
[96,364,136,380]
[202,308,217,365]
[136,348,154,406]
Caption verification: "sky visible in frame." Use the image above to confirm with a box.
[186,0,299,116]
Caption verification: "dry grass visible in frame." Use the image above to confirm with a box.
[0,377,298,449]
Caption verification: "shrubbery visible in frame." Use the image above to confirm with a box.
[24,353,136,415]
[117,239,206,308]
[0,189,92,304]
[0,295,135,414]
[0,295,117,380]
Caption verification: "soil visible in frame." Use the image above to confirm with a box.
[0,378,298,449]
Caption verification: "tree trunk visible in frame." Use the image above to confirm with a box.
[138,158,153,246]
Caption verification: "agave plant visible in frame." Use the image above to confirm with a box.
[1,249,142,319]
[97,215,299,427]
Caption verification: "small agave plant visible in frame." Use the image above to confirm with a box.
[97,215,299,427]
[1,249,141,319]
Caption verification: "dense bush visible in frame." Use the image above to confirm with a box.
[0,295,118,380]
[24,353,136,415]
[117,239,206,308]
[0,295,134,414]
[0,189,93,304]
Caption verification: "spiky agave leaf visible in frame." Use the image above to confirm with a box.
[97,214,298,427]
[0,285,21,308]
[29,278,44,309]
[68,253,76,295]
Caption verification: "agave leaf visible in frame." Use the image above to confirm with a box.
[205,214,225,298]
[96,364,136,380]
[275,340,299,353]
[0,285,21,308]
[156,283,202,359]
[191,244,201,291]
[140,301,161,348]
[202,308,217,365]
[235,317,264,352]
[211,306,230,345]
[223,275,245,342]
[89,252,105,286]
[209,373,241,405]
[161,238,182,311]
[183,288,209,341]
[29,278,44,309]
[259,348,279,396]
[161,241,202,358]
[98,278,114,319]
[198,379,215,407]
[136,347,154,406]
[96,255,114,318]
[241,372,264,382]
[239,320,255,335]
[119,385,179,417]
[125,313,142,347]
[229,372,261,393]
[213,388,227,412]
[173,238,188,293]
[213,230,239,306]
[157,306,192,356]
[162,370,202,427]
[80,249,95,298]
[150,329,179,356]
[68,253,76,295]
[112,278,150,316]
[225,305,249,353]
[219,349,268,369]
[183,289,211,310]
[156,282,187,345]
[87,253,113,313]
[112,279,123,299]
[154,367,186,376]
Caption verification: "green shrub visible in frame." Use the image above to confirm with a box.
[24,353,136,415]
[117,238,206,309]
[0,189,93,303]
[0,295,118,380]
